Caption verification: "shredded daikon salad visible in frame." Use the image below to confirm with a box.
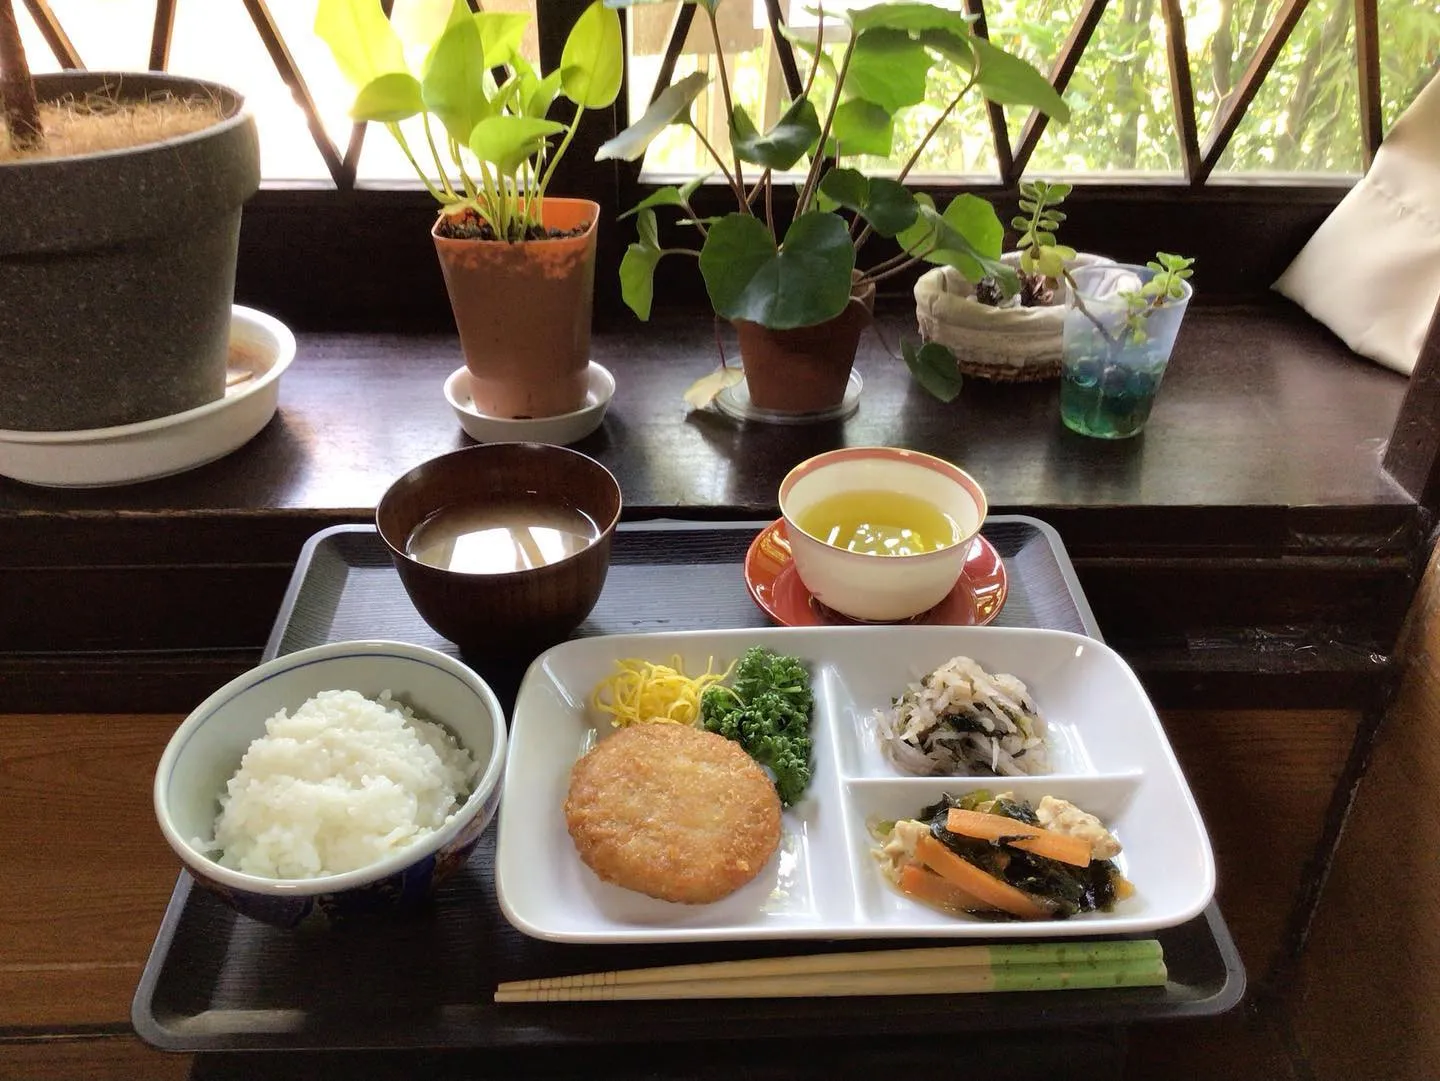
[591,655,735,728]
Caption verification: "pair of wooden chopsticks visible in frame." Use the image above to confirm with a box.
[494,941,1167,1002]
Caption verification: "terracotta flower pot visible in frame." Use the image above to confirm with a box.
[432,198,598,420]
[732,282,876,414]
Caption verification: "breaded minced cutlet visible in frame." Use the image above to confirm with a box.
[564,723,782,905]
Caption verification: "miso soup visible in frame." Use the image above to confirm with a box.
[796,490,960,556]
[405,498,600,574]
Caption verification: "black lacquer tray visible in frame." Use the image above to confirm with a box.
[133,518,1244,1061]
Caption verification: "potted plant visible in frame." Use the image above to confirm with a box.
[598,0,1070,413]
[316,0,622,419]
[0,0,259,432]
[914,178,1114,382]
[1059,252,1195,439]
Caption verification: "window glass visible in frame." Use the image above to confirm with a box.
[1378,0,1440,130]
[981,0,1084,152]
[1212,0,1362,174]
[169,0,334,180]
[16,0,150,69]
[1183,0,1270,157]
[1021,0,1182,174]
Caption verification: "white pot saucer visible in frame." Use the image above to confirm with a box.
[0,306,296,488]
[444,362,615,446]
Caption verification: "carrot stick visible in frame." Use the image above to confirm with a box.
[944,808,1093,867]
[898,863,997,914]
[914,833,1054,920]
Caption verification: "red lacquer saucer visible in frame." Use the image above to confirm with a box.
[743,518,1009,628]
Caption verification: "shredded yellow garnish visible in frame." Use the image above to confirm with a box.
[591,655,734,728]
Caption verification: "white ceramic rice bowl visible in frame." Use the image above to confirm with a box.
[154,640,507,927]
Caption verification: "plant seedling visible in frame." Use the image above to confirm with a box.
[316,0,622,241]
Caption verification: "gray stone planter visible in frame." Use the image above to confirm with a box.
[0,72,260,431]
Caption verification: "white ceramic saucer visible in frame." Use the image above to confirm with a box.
[444,362,615,446]
[0,306,296,488]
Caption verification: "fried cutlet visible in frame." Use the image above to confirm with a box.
[564,723,782,904]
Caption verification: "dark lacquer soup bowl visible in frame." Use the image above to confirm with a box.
[376,442,622,656]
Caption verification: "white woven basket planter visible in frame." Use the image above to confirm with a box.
[914,252,1113,382]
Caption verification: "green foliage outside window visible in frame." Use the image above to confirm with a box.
[635,0,1440,179]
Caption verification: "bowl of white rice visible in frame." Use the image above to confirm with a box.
[154,640,507,927]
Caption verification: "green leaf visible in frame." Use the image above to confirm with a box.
[620,187,685,219]
[776,23,837,80]
[620,243,663,321]
[970,37,1070,121]
[829,98,894,157]
[817,168,917,237]
[918,28,976,73]
[468,115,565,175]
[846,28,933,112]
[699,211,855,329]
[901,196,1013,290]
[315,0,409,88]
[351,71,426,122]
[729,96,820,171]
[845,2,977,36]
[391,0,468,69]
[517,62,563,118]
[421,16,490,145]
[816,166,866,210]
[472,12,530,69]
[618,174,713,219]
[636,207,661,249]
[561,0,623,108]
[895,191,937,252]
[595,70,709,161]
[679,173,709,200]
[902,340,964,402]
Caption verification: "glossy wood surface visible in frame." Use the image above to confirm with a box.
[0,302,1411,527]
[0,299,1422,713]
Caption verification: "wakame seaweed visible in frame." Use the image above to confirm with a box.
[921,795,1122,919]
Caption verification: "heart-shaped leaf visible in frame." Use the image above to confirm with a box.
[352,71,426,122]
[919,27,977,73]
[620,242,663,320]
[316,0,409,88]
[828,98,894,157]
[422,16,490,145]
[474,11,530,69]
[561,0,623,108]
[729,96,820,170]
[845,2,977,36]
[700,211,855,329]
[595,70,709,161]
[392,0,469,74]
[469,115,564,175]
[619,174,710,219]
[899,195,1013,290]
[970,36,1070,120]
[847,27,933,112]
[818,168,918,236]
[902,340,964,401]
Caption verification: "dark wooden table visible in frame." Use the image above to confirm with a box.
[0,299,1421,711]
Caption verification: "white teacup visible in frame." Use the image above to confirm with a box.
[779,447,987,622]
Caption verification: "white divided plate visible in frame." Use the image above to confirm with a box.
[495,625,1215,943]
[0,305,295,488]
